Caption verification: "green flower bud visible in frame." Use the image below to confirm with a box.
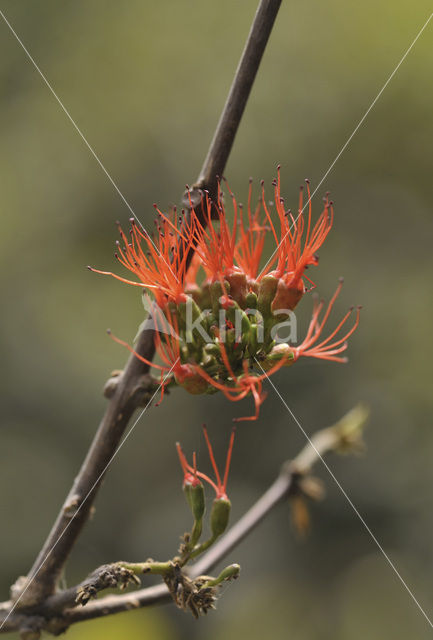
[188,482,205,522]
[215,563,240,582]
[178,297,209,347]
[210,496,231,539]
[182,479,205,548]
[261,343,295,370]
[210,280,230,315]
[257,274,279,318]
[204,563,241,587]
[198,283,212,310]
[248,323,259,356]
[225,301,251,338]
[245,290,258,310]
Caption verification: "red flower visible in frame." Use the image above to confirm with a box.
[261,279,361,369]
[108,306,209,400]
[89,210,199,308]
[177,426,235,500]
[191,179,267,283]
[260,167,333,309]
[194,339,290,422]
[291,280,361,363]
[95,169,359,422]
[91,169,332,311]
[176,444,201,489]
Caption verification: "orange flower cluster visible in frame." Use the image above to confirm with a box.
[91,169,359,421]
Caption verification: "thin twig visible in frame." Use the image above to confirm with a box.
[16,324,158,606]
[10,0,282,607]
[194,0,282,201]
[0,410,366,633]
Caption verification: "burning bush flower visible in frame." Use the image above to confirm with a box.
[92,169,359,420]
[89,209,198,308]
[177,425,235,542]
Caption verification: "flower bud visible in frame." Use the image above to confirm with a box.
[245,290,258,310]
[203,563,241,587]
[248,323,259,356]
[261,343,295,370]
[185,481,205,522]
[271,278,305,313]
[210,280,230,316]
[257,274,279,318]
[223,300,252,347]
[175,365,209,395]
[197,283,212,311]
[210,496,231,538]
[226,271,248,307]
[178,297,208,347]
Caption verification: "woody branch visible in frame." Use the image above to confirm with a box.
[10,0,283,608]
[0,408,367,635]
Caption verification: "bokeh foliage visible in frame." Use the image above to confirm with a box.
[0,1,432,638]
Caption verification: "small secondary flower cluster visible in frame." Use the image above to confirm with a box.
[176,425,235,554]
[90,167,360,421]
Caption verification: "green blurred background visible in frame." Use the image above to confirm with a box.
[1,1,432,638]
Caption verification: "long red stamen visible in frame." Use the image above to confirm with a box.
[176,443,201,487]
[202,425,222,489]
[200,425,236,498]
[294,285,361,362]
[222,426,236,492]
[107,329,167,371]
